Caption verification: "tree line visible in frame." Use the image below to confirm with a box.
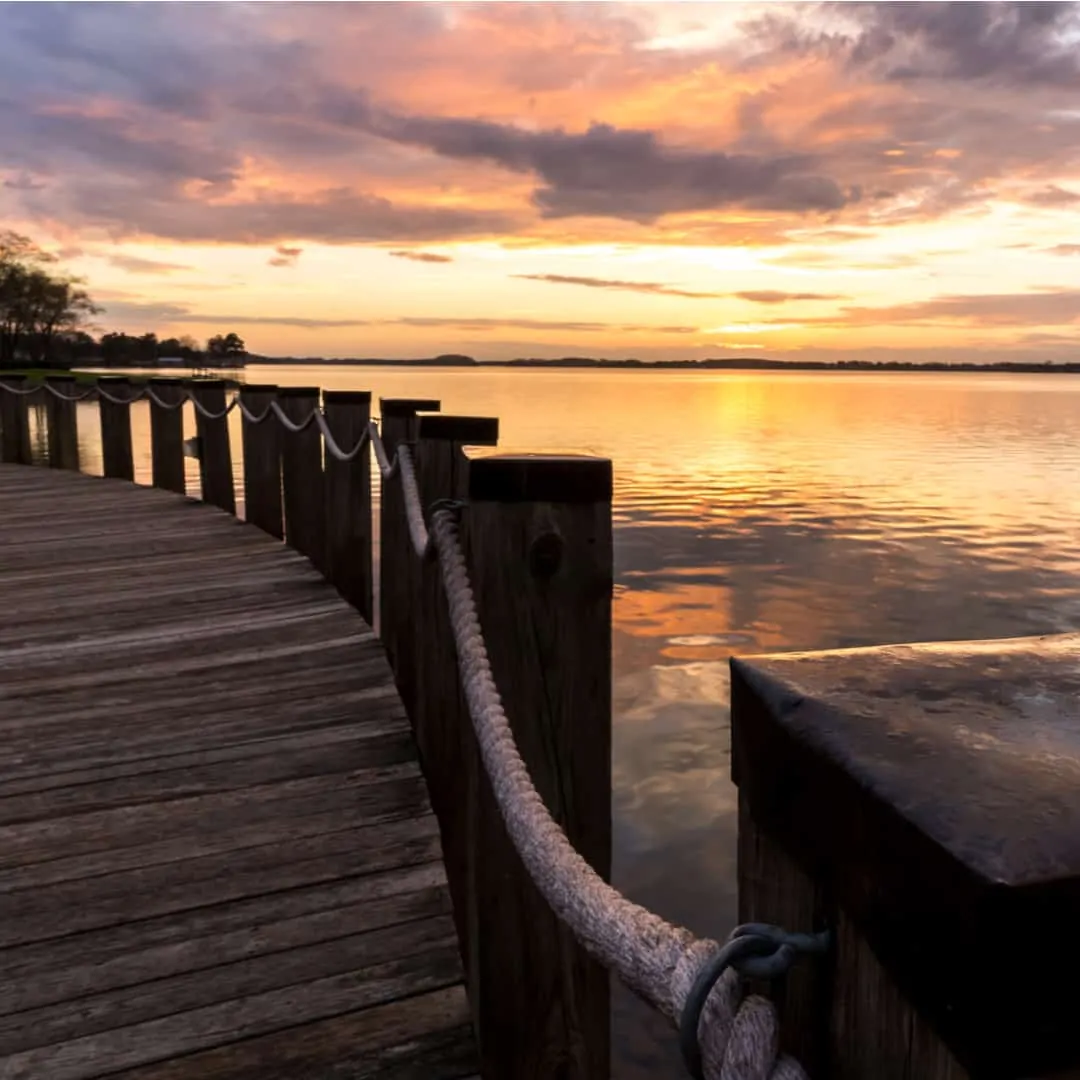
[1,231,246,369]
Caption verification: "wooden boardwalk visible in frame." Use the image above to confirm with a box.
[0,464,478,1079]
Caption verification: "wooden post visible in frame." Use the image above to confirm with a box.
[377,397,440,670]
[408,415,498,749]
[407,416,499,990]
[732,633,1080,1080]
[460,454,613,1080]
[239,384,282,539]
[279,386,326,572]
[148,377,186,494]
[97,376,135,481]
[0,375,32,465]
[186,379,235,513]
[323,390,372,621]
[44,376,80,471]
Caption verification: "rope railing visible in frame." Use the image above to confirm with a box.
[370,429,818,1080]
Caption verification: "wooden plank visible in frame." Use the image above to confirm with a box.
[98,377,135,481]
[0,913,459,1054]
[0,766,426,872]
[0,863,450,1012]
[0,939,465,1079]
[106,987,477,1080]
[0,728,418,824]
[0,806,444,947]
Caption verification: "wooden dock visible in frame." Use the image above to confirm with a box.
[0,464,478,1079]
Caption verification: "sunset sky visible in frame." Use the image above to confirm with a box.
[2,1,1079,362]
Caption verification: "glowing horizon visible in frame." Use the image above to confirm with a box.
[2,2,1079,363]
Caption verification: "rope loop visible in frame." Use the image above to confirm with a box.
[679,925,830,1079]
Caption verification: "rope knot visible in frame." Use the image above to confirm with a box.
[679,924,830,1079]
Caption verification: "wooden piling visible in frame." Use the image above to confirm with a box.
[378,397,440,665]
[97,376,135,481]
[148,377,186,495]
[459,454,613,1080]
[407,416,499,907]
[186,379,235,513]
[239,384,282,539]
[44,376,80,471]
[323,390,372,621]
[0,375,32,465]
[279,387,326,571]
[732,633,1080,1080]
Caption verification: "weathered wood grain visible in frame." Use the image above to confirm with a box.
[97,377,135,481]
[0,463,476,1079]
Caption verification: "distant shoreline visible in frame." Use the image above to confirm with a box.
[248,355,1080,374]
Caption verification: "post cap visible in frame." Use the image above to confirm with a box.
[239,384,280,394]
[380,397,441,416]
[44,374,76,381]
[418,415,499,445]
[276,386,320,397]
[324,390,372,404]
[731,632,1080,1077]
[468,454,612,503]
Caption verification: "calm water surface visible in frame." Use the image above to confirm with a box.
[58,366,1080,1074]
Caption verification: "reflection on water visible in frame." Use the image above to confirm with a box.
[66,366,1080,1075]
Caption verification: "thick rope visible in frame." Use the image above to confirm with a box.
[421,504,808,1079]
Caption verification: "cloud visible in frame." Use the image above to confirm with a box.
[268,244,302,267]
[373,113,852,220]
[751,288,1080,329]
[1047,244,1080,256]
[513,273,725,298]
[3,172,46,191]
[841,1,1080,87]
[395,315,699,334]
[513,275,847,304]
[97,299,698,336]
[106,253,192,274]
[41,183,518,245]
[389,250,454,263]
[1029,185,1080,207]
[736,290,846,304]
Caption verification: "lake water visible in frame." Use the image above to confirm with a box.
[43,365,1080,1074]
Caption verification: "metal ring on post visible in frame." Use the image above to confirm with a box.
[678,924,831,1079]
